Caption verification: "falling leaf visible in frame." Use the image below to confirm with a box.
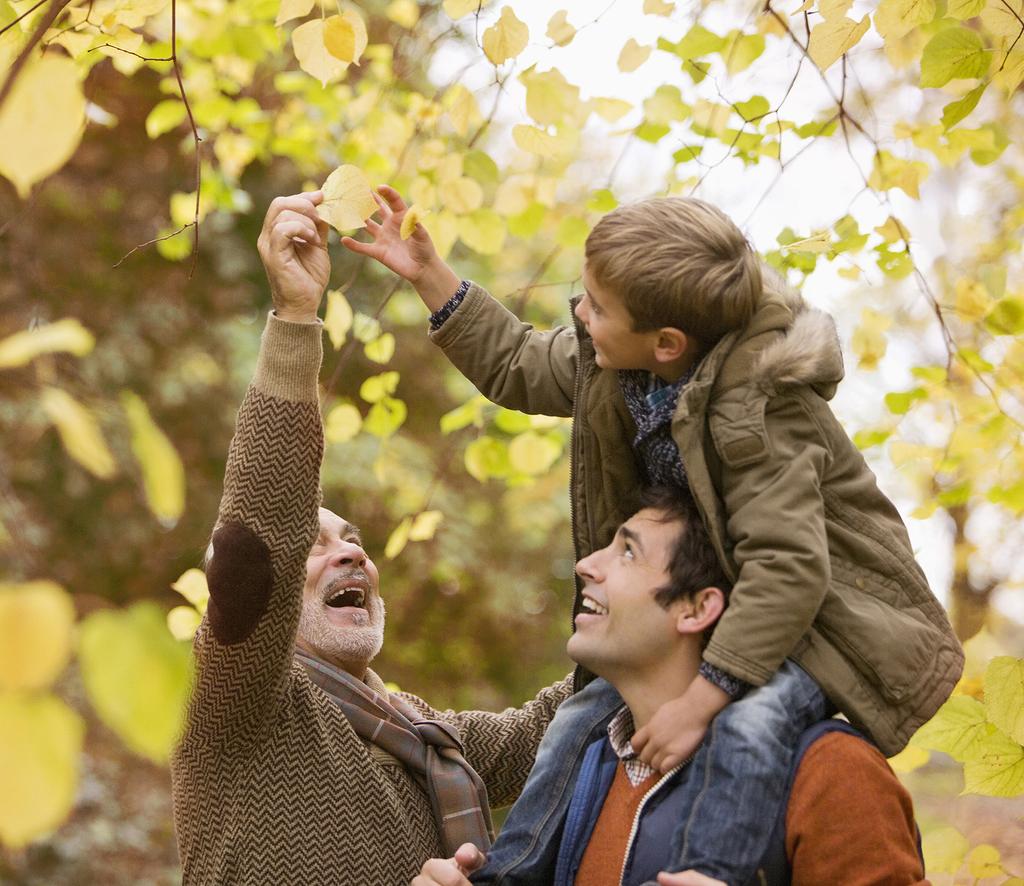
[317,165,377,232]
[400,203,430,239]
[40,387,116,479]
[0,54,86,199]
[292,18,348,85]
[0,581,75,692]
[325,402,363,442]
[0,318,94,369]
[868,150,929,198]
[121,391,185,526]
[275,0,315,27]
[0,693,84,848]
[324,289,354,349]
[482,7,529,65]
[807,15,869,71]
[546,9,575,45]
[618,38,652,72]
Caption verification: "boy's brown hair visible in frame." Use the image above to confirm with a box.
[584,197,763,349]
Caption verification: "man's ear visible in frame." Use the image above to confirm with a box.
[675,587,725,637]
[653,327,691,364]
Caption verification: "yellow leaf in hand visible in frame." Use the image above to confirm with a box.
[0,54,86,199]
[317,165,377,232]
[292,18,348,85]
[41,387,116,479]
[121,391,186,526]
[275,0,315,27]
[482,7,529,65]
[400,204,430,239]
[546,10,576,46]
[0,581,75,691]
[618,38,652,72]
[0,318,94,369]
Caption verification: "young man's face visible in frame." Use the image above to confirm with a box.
[575,264,661,373]
[567,507,685,680]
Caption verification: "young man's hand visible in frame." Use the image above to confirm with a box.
[657,871,727,886]
[256,191,331,323]
[630,676,731,773]
[410,843,486,886]
[341,184,461,313]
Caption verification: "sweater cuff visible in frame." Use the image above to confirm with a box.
[428,280,471,330]
[253,311,323,403]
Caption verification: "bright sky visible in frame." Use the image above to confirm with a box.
[430,1,1024,622]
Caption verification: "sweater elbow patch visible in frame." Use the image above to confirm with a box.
[206,521,274,645]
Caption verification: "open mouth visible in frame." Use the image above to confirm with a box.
[325,586,366,609]
[579,596,608,616]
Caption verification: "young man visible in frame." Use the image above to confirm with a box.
[170,192,571,885]
[412,489,930,886]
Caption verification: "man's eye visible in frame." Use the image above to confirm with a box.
[622,544,634,560]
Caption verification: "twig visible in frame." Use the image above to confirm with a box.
[88,43,171,62]
[113,222,195,268]
[513,245,562,314]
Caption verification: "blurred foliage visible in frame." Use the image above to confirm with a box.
[2,0,1024,878]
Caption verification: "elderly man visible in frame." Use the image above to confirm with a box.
[170,192,570,884]
[414,489,929,886]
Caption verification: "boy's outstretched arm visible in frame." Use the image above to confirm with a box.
[341,185,462,312]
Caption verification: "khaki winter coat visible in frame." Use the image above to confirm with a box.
[430,283,964,756]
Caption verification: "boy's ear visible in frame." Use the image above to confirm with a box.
[674,587,725,637]
[653,327,691,364]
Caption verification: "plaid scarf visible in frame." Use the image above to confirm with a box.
[295,650,494,855]
[618,368,693,489]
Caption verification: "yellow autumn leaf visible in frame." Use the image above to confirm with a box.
[521,67,581,127]
[171,568,209,611]
[874,0,936,39]
[324,8,367,64]
[292,18,348,85]
[511,124,578,157]
[980,0,1024,39]
[851,307,893,370]
[887,744,930,772]
[690,100,730,136]
[592,97,633,122]
[807,15,869,71]
[547,9,576,46]
[483,6,529,65]
[458,209,507,255]
[874,216,911,243]
[386,0,419,28]
[364,333,396,364]
[444,84,481,137]
[443,0,488,17]
[317,165,377,232]
[955,278,994,321]
[442,177,484,214]
[385,516,413,558]
[837,265,861,280]
[784,232,832,253]
[400,204,430,239]
[0,318,94,369]
[644,0,675,14]
[325,402,363,442]
[0,54,86,199]
[409,510,444,541]
[0,693,84,848]
[167,606,202,641]
[324,289,354,349]
[509,431,562,474]
[274,0,315,26]
[868,150,929,198]
[818,0,853,19]
[618,38,652,72]
[423,209,459,260]
[0,581,75,692]
[121,391,185,526]
[40,387,116,479]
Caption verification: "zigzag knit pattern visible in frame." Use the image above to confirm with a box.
[171,354,571,885]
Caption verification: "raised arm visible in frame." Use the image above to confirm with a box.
[180,192,330,753]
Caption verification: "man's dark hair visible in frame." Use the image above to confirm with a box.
[638,486,732,609]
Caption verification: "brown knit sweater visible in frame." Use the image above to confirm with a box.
[170,314,571,885]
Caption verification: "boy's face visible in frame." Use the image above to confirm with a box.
[575,264,660,373]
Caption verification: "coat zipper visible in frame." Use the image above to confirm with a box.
[619,763,687,886]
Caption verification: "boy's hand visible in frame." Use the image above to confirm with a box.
[257,191,330,322]
[411,843,486,886]
[630,676,731,773]
[341,184,461,312]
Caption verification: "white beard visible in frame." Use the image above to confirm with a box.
[297,596,386,666]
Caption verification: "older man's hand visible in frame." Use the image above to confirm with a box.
[256,191,331,323]
[656,871,727,886]
[410,843,486,886]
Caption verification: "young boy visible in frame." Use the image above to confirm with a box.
[343,187,963,884]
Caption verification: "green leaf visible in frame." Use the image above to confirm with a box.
[948,0,984,18]
[464,435,510,481]
[985,657,1024,744]
[325,402,363,443]
[920,28,990,88]
[145,100,187,139]
[508,431,562,475]
[922,825,969,873]
[985,297,1024,335]
[360,371,400,403]
[0,693,84,848]
[364,332,395,364]
[440,397,485,435]
[385,516,412,559]
[363,396,407,437]
[852,428,892,449]
[941,84,985,130]
[884,388,926,414]
[913,695,992,762]
[658,25,725,62]
[458,208,506,255]
[734,95,770,121]
[967,844,1003,878]
[463,149,499,184]
[586,189,618,213]
[508,203,546,238]
[79,603,193,763]
[556,215,590,247]
[962,728,1024,797]
[635,121,670,143]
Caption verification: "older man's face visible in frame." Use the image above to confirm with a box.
[296,507,385,673]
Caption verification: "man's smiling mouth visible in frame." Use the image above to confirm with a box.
[580,595,608,616]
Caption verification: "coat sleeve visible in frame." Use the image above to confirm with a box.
[786,733,930,886]
[428,283,578,417]
[702,389,830,686]
[399,675,574,807]
[180,313,324,753]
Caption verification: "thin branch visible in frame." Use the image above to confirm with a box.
[513,245,562,314]
[112,222,195,268]
[88,43,171,62]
